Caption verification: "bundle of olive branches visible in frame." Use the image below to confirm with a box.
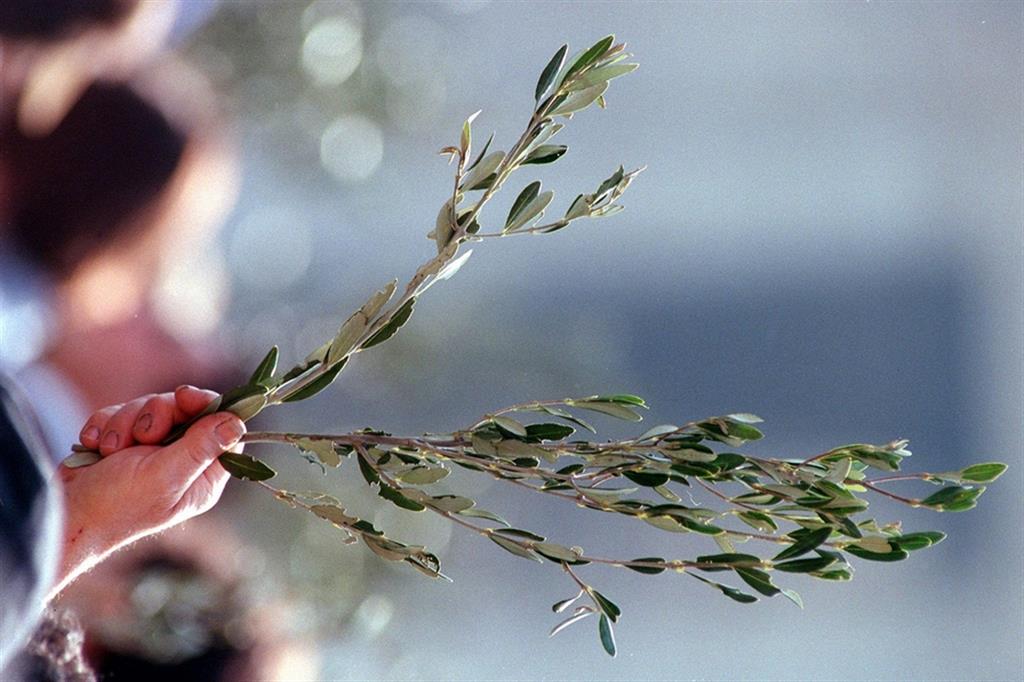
[67,36,1007,657]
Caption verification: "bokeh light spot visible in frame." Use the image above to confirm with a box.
[301,16,363,87]
[319,115,383,182]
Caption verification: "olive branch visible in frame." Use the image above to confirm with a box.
[65,36,1007,657]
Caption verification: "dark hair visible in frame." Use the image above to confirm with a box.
[1,80,187,276]
[0,0,136,42]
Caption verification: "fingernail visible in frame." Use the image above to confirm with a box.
[101,431,119,450]
[136,413,153,433]
[81,426,100,442]
[214,417,244,448]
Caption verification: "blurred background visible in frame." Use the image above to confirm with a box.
[1,1,1020,680]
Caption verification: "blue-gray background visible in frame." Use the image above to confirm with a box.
[182,2,1022,680]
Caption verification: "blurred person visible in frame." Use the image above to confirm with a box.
[1,383,247,680]
[58,517,318,681]
[0,60,240,459]
[0,0,177,137]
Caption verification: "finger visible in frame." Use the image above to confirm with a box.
[79,404,123,449]
[99,397,153,455]
[154,413,245,494]
[132,393,177,445]
[173,385,220,421]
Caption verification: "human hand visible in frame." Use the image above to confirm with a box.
[52,386,245,597]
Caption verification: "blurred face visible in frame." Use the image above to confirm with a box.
[3,0,177,137]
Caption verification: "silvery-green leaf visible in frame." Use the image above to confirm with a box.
[435,249,473,282]
[565,62,638,92]
[295,438,342,468]
[522,144,567,165]
[505,190,554,232]
[228,393,267,421]
[219,453,276,481]
[535,542,582,561]
[506,181,541,229]
[460,109,480,155]
[551,82,608,117]
[361,298,416,349]
[492,415,528,437]
[457,507,510,526]
[523,123,564,157]
[428,495,475,512]
[564,193,591,220]
[549,608,594,637]
[489,534,542,562]
[328,280,397,364]
[397,466,450,485]
[248,346,279,387]
[280,358,347,402]
[535,43,568,101]
[562,35,615,84]
[461,151,504,191]
[62,450,102,468]
[434,199,455,253]
[590,204,624,218]
[465,132,493,171]
[598,613,616,657]
[571,400,642,421]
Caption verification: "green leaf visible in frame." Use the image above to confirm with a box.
[522,144,567,165]
[397,466,450,485]
[695,553,761,569]
[525,422,575,441]
[551,82,609,117]
[593,393,647,407]
[566,62,638,92]
[218,452,276,481]
[919,485,986,512]
[844,545,910,562]
[295,438,342,468]
[462,150,504,191]
[572,401,643,421]
[625,558,666,575]
[773,555,838,573]
[494,527,546,541]
[563,35,615,84]
[378,483,427,512]
[691,573,758,604]
[589,589,621,622]
[505,190,554,232]
[356,450,380,486]
[489,534,542,562]
[457,507,510,526]
[428,495,475,513]
[959,462,1008,483]
[506,181,541,229]
[465,131,493,171]
[535,542,585,563]
[248,346,279,387]
[460,109,479,156]
[623,470,670,487]
[738,511,778,533]
[227,392,267,421]
[535,43,568,101]
[539,405,596,433]
[361,298,416,349]
[492,415,528,437]
[890,531,946,551]
[773,527,832,561]
[780,588,804,609]
[549,609,595,637]
[434,249,473,282]
[734,567,780,597]
[280,358,347,403]
[598,614,616,657]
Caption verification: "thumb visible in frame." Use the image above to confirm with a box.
[156,413,246,493]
